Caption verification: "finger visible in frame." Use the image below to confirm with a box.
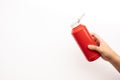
[88,45,102,54]
[91,33,100,46]
[91,33,103,42]
[91,36,97,41]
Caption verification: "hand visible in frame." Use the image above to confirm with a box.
[88,33,117,61]
[88,33,120,73]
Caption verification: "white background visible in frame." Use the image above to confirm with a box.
[0,0,120,80]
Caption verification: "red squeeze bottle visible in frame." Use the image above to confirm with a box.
[71,14,100,62]
[72,24,100,61]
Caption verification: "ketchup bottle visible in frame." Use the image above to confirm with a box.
[71,14,100,62]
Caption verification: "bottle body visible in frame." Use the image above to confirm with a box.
[72,24,100,62]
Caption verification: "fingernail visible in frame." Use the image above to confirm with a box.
[88,45,93,49]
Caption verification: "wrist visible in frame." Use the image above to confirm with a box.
[109,52,119,63]
[108,52,120,73]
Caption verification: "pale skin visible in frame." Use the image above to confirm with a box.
[88,33,120,73]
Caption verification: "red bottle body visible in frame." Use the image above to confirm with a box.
[72,24,100,62]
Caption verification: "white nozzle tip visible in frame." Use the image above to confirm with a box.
[71,13,85,28]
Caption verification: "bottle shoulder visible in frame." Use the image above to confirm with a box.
[72,24,86,34]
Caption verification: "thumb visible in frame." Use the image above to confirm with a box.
[88,45,102,53]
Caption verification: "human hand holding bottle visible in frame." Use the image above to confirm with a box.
[88,33,120,73]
